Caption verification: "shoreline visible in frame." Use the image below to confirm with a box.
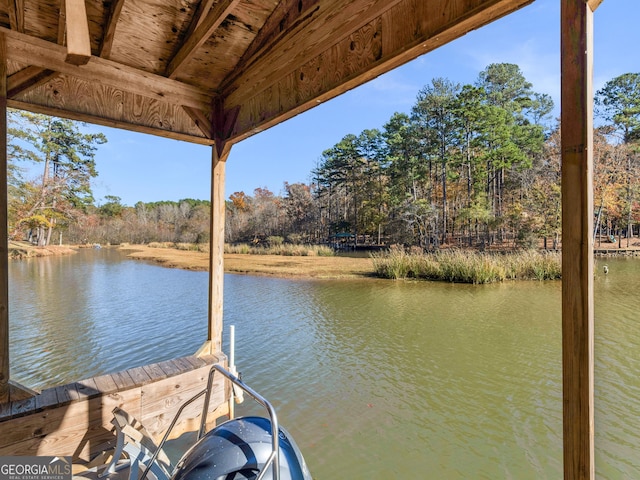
[8,241,78,259]
[120,244,375,279]
[9,242,640,280]
[8,242,375,279]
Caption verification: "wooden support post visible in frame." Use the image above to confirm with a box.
[561,1,595,479]
[198,98,236,359]
[202,143,229,356]
[63,0,91,65]
[0,32,8,404]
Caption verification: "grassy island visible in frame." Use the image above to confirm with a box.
[372,249,562,284]
[8,240,563,283]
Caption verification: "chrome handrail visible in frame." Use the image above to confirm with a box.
[141,364,280,480]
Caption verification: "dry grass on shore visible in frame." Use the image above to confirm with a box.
[9,241,77,259]
[120,244,374,279]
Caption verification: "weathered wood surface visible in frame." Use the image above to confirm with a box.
[0,31,8,404]
[225,0,534,142]
[1,28,214,109]
[13,73,209,144]
[0,355,227,461]
[561,1,595,479]
[166,0,242,79]
[63,0,91,65]
[0,0,533,145]
[206,147,229,354]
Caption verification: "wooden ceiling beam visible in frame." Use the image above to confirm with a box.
[1,27,213,110]
[166,0,242,79]
[194,0,217,30]
[63,0,91,65]
[100,0,126,58]
[7,66,59,98]
[7,0,24,33]
[226,0,321,88]
[9,98,215,146]
[225,0,533,142]
[221,0,404,96]
[179,0,217,47]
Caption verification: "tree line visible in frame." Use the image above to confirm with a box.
[227,65,640,250]
[7,64,640,250]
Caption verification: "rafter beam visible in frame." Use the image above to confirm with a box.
[100,0,126,58]
[64,0,91,65]
[1,27,213,110]
[183,106,213,139]
[228,0,321,85]
[7,66,59,98]
[166,0,241,79]
[222,0,404,95]
[225,0,533,143]
[180,0,217,48]
[7,0,25,33]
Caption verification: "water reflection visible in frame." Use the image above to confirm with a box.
[229,278,564,478]
[10,248,208,387]
[9,252,640,478]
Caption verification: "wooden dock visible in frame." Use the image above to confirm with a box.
[0,354,228,462]
[594,248,640,256]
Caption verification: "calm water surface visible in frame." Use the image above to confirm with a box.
[8,249,640,478]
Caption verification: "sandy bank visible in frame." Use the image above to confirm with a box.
[9,241,77,259]
[119,245,375,279]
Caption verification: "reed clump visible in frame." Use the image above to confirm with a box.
[371,248,561,284]
[148,242,209,253]
[225,243,334,257]
[145,241,334,256]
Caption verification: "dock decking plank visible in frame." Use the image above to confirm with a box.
[11,396,37,416]
[127,366,153,386]
[183,355,207,369]
[35,387,59,410]
[142,362,168,381]
[55,383,80,405]
[110,371,136,391]
[0,402,11,420]
[0,356,227,458]
[76,378,101,400]
[172,357,195,373]
[92,374,118,394]
[0,385,144,451]
[157,359,186,377]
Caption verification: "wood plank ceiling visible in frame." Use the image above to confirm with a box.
[0,0,534,151]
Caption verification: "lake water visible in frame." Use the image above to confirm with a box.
[8,248,640,478]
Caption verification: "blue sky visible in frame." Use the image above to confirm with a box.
[87,0,638,206]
